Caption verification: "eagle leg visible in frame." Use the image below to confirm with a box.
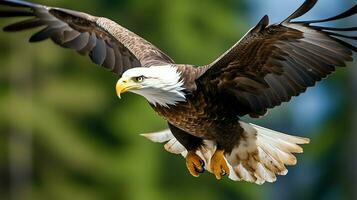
[210,149,230,180]
[167,123,205,177]
[186,151,205,177]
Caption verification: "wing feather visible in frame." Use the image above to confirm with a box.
[197,0,356,117]
[0,0,173,75]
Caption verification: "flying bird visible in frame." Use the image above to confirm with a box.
[0,0,356,184]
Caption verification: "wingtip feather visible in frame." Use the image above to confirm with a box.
[282,0,318,24]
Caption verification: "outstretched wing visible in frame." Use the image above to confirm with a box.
[197,0,357,117]
[0,0,174,75]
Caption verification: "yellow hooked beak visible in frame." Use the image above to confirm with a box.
[116,78,141,98]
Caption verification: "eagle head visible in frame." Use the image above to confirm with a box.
[116,65,186,107]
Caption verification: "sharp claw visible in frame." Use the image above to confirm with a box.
[221,169,227,177]
[195,166,205,173]
[200,160,205,168]
[194,159,205,173]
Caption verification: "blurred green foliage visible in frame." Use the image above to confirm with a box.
[0,0,356,200]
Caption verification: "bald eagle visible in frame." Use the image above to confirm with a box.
[1,0,356,184]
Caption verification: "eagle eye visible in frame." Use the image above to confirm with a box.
[134,76,145,83]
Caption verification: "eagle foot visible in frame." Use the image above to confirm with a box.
[186,151,205,177]
[210,150,229,180]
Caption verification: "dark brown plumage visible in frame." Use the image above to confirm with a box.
[158,0,357,154]
[1,0,356,184]
[197,4,356,118]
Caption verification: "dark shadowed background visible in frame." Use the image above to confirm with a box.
[0,0,356,200]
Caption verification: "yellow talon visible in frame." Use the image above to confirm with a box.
[186,151,205,177]
[210,150,229,180]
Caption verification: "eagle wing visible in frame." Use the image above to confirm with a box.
[0,0,174,75]
[197,0,357,117]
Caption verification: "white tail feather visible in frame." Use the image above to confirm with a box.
[164,138,186,154]
[141,122,310,185]
[140,129,174,143]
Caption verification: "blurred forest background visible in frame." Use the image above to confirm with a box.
[0,0,356,200]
